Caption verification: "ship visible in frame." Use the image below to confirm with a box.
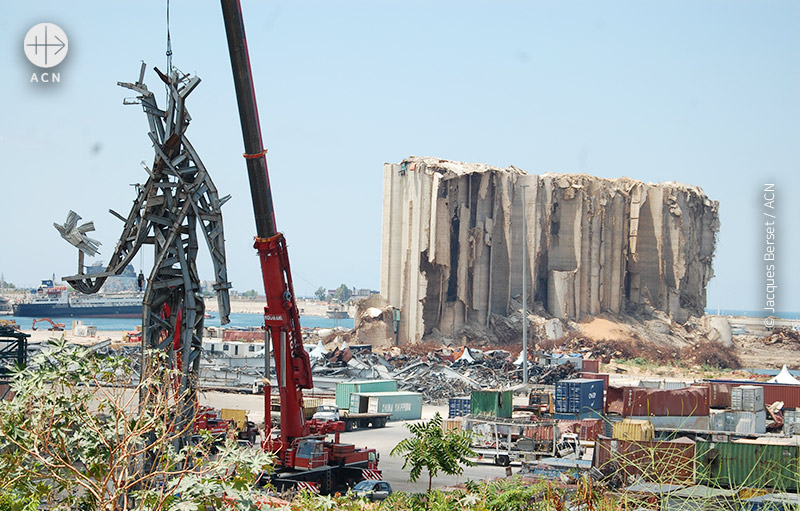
[12,280,142,318]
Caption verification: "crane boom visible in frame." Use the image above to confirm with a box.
[220,0,313,460]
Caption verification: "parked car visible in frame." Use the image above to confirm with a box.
[349,480,392,501]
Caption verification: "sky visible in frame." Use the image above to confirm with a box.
[0,1,798,312]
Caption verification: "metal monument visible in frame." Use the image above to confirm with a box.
[58,62,231,444]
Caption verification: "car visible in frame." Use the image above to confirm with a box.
[312,404,340,422]
[349,480,392,501]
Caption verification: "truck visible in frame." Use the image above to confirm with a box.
[220,0,381,494]
[465,416,582,466]
[313,405,391,432]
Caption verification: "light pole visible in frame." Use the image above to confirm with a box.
[521,184,529,384]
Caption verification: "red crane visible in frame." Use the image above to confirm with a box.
[219,0,379,493]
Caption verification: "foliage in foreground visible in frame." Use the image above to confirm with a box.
[0,337,273,510]
[283,477,621,511]
[390,412,476,491]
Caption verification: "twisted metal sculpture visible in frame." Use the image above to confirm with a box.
[60,62,231,446]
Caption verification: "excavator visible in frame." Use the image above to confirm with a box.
[31,318,65,331]
[220,1,380,494]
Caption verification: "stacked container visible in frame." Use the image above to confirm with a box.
[555,378,604,416]
[349,391,422,421]
[623,386,709,417]
[784,409,800,435]
[470,389,513,418]
[448,396,471,418]
[731,385,765,412]
[335,379,397,409]
[612,419,655,441]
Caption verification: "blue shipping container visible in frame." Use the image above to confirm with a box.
[555,378,604,414]
[553,410,604,421]
[448,397,471,418]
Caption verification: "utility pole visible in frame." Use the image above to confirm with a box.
[521,185,529,384]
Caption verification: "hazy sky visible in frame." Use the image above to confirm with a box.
[1,1,798,313]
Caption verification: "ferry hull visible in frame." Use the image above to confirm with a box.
[12,303,141,318]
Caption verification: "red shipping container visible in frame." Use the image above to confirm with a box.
[524,424,555,440]
[582,359,600,373]
[578,419,604,441]
[606,385,626,415]
[693,382,732,408]
[623,386,709,417]
[707,380,800,409]
[593,435,696,484]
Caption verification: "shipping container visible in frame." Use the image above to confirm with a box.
[732,385,765,412]
[783,410,800,435]
[553,410,604,421]
[335,379,397,409]
[470,389,513,418]
[606,385,626,415]
[710,409,766,435]
[695,382,733,409]
[579,372,609,411]
[301,397,324,419]
[628,415,710,431]
[612,419,655,441]
[441,418,463,434]
[707,380,800,409]
[593,435,696,485]
[696,441,800,491]
[349,391,422,421]
[581,359,600,373]
[448,396,471,418]
[523,423,557,441]
[623,386,709,417]
[555,378,604,414]
[662,485,739,511]
[555,419,604,442]
[743,493,800,511]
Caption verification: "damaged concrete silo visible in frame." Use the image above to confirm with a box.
[380,156,719,345]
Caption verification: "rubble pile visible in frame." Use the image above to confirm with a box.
[311,342,578,402]
[764,327,800,345]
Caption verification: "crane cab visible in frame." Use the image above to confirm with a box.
[292,439,329,470]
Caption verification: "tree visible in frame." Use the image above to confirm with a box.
[241,289,258,299]
[0,337,274,510]
[390,412,476,491]
[314,287,328,301]
[332,284,352,303]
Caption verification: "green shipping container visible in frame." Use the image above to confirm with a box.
[350,391,423,421]
[336,379,397,409]
[696,441,800,491]
[470,389,513,418]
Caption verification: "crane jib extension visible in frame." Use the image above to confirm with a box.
[219,0,314,464]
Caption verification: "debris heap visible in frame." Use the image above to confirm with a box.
[381,156,719,344]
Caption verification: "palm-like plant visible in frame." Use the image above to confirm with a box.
[390,412,476,491]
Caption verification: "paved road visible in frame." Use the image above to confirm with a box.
[335,408,513,493]
[199,392,514,493]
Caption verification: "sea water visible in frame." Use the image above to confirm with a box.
[11,312,353,332]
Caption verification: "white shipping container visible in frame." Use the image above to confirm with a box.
[629,415,710,431]
[710,409,727,432]
[731,385,764,412]
[712,410,767,434]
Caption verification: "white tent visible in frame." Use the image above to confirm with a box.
[768,365,800,385]
[455,347,475,364]
[309,341,327,359]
